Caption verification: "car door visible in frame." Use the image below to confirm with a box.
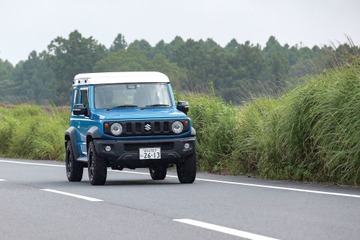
[71,87,91,157]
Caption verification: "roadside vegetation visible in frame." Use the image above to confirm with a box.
[185,60,360,185]
[0,61,360,185]
[0,105,68,161]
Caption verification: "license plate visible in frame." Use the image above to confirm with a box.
[139,148,161,160]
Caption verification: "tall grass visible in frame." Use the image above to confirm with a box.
[186,60,360,185]
[0,105,68,160]
[187,92,240,173]
[260,63,360,184]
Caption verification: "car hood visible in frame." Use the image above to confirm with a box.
[92,108,187,121]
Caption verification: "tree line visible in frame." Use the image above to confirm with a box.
[0,30,359,105]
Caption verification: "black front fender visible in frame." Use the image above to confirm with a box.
[86,126,102,150]
[65,126,80,160]
[87,126,101,139]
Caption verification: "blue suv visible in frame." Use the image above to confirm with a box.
[65,72,196,185]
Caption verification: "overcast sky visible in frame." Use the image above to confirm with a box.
[1,0,359,64]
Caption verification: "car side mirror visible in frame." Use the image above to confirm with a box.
[177,101,189,115]
[73,104,88,116]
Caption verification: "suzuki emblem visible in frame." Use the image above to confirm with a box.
[144,124,151,132]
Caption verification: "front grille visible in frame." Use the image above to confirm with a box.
[124,142,174,152]
[123,121,172,136]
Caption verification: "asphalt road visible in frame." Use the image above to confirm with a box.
[0,158,359,240]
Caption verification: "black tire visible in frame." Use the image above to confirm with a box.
[88,141,107,185]
[177,152,196,184]
[65,141,83,182]
[149,165,167,180]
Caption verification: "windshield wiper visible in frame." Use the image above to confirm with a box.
[106,104,138,110]
[144,104,170,108]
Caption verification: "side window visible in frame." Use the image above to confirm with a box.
[73,89,79,106]
[80,88,89,108]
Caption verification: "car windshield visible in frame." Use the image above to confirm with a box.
[94,83,172,109]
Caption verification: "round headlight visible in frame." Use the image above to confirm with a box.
[172,121,184,134]
[110,123,123,136]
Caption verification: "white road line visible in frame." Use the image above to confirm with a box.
[194,178,360,199]
[174,219,279,240]
[0,159,64,168]
[2,159,360,199]
[40,189,103,202]
[0,179,7,182]
[121,171,360,199]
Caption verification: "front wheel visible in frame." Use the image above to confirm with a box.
[149,165,167,180]
[88,141,107,185]
[176,153,196,184]
[65,141,83,182]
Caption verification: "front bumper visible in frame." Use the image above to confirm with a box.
[93,137,196,169]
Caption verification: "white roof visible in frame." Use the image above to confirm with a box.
[73,72,170,86]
